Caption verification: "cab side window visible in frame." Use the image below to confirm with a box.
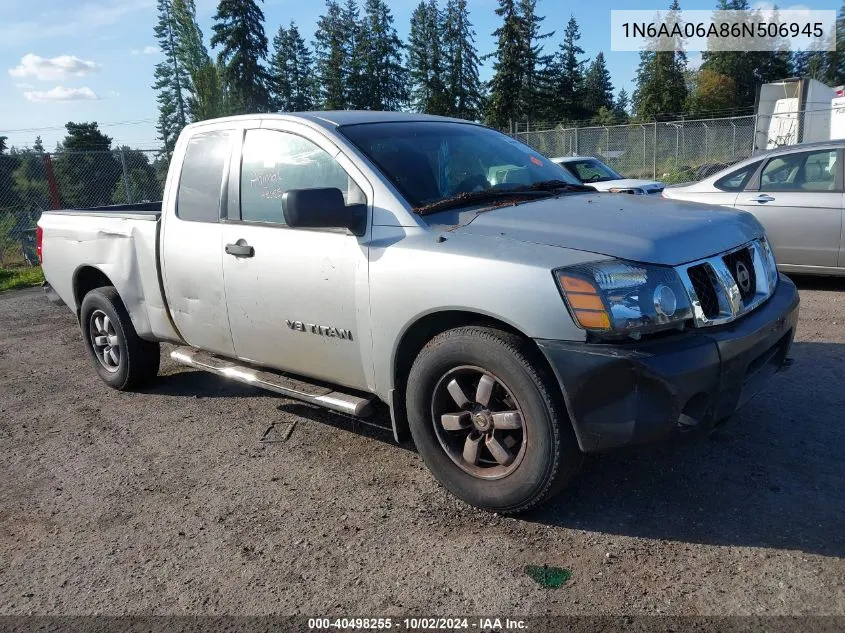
[176,130,232,222]
[239,129,366,224]
[760,150,838,192]
[714,161,760,192]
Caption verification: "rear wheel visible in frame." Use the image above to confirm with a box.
[406,326,581,514]
[80,287,160,390]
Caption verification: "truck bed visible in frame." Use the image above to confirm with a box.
[38,202,179,345]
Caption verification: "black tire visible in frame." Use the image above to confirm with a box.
[80,286,160,390]
[406,326,582,514]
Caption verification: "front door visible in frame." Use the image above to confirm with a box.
[734,148,843,268]
[220,125,374,391]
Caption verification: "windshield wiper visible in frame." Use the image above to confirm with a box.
[413,180,594,216]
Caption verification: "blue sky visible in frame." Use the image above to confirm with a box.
[0,0,835,150]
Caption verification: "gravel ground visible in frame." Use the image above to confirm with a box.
[0,280,843,617]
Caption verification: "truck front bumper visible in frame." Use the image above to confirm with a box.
[536,275,799,453]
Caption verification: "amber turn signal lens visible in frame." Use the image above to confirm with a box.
[573,309,611,329]
[559,275,596,294]
[556,272,612,331]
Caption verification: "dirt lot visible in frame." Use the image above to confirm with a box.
[0,280,843,617]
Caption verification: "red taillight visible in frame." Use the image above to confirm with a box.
[36,226,43,263]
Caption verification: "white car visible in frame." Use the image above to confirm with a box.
[551,156,665,195]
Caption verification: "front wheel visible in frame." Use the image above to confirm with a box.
[406,326,582,514]
[80,286,160,390]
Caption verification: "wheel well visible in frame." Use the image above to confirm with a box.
[391,310,564,441]
[73,266,115,316]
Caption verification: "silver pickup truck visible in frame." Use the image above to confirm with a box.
[39,112,799,513]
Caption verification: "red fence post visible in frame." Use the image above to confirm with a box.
[42,153,61,210]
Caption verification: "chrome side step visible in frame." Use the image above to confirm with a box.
[169,346,375,417]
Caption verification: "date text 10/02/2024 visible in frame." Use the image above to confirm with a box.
[307,617,528,630]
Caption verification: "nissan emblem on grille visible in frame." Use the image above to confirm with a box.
[735,260,751,294]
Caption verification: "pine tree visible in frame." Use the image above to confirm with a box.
[633,0,687,119]
[517,0,553,126]
[344,0,368,109]
[211,0,270,114]
[408,0,450,114]
[485,0,525,129]
[153,0,190,155]
[270,23,316,112]
[357,0,408,110]
[33,136,44,153]
[53,123,121,208]
[552,16,586,122]
[314,1,348,109]
[582,52,614,118]
[613,88,630,122]
[171,0,228,121]
[442,0,483,120]
[699,0,757,108]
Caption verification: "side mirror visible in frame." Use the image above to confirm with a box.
[282,188,366,236]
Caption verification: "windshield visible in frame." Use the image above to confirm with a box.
[559,158,623,183]
[339,121,581,209]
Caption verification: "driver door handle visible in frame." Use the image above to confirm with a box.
[749,194,775,203]
[225,242,254,258]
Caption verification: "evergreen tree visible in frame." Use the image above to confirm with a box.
[314,1,349,109]
[211,0,270,113]
[53,123,122,209]
[408,0,450,114]
[553,16,587,122]
[582,52,614,118]
[485,0,525,129]
[356,0,408,110]
[699,0,758,108]
[613,88,630,122]
[112,149,162,204]
[270,23,317,111]
[344,0,369,109]
[33,137,44,153]
[633,0,687,119]
[517,0,553,125]
[442,0,484,120]
[153,0,190,155]
[824,1,845,85]
[171,0,228,121]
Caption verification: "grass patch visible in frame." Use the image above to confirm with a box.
[0,266,44,292]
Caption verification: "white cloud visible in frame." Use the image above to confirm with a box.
[9,54,99,82]
[131,45,159,55]
[23,86,100,103]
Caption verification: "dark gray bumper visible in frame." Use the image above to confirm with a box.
[43,282,65,307]
[537,275,800,453]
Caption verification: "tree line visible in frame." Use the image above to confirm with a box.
[153,0,845,147]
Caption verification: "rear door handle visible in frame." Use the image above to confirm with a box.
[225,242,254,258]
[749,194,775,203]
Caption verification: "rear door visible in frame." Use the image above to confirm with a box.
[734,148,843,268]
[219,122,374,390]
[160,126,238,357]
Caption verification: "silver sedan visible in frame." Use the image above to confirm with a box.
[663,140,845,276]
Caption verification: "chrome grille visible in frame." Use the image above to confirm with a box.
[676,238,777,328]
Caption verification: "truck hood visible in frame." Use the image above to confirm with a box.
[588,178,665,193]
[453,193,764,266]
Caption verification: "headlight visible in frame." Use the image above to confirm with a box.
[554,260,693,337]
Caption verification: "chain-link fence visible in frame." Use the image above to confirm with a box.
[514,115,758,184]
[514,106,845,184]
[0,149,166,268]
